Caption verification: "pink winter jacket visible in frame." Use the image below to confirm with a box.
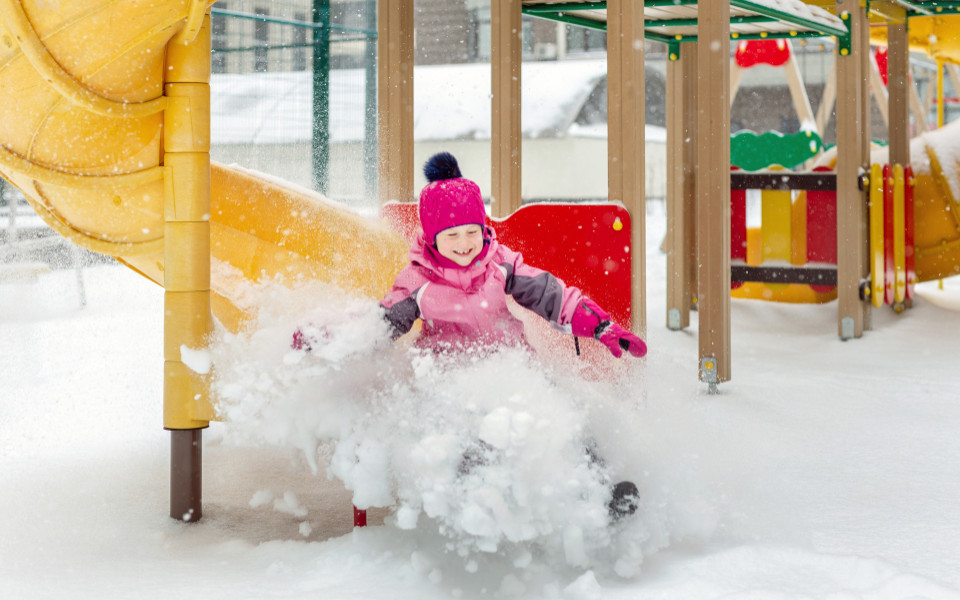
[381,227,583,351]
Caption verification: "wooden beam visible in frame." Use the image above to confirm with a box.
[857,6,872,330]
[684,46,698,319]
[729,62,743,108]
[948,64,960,102]
[868,47,890,127]
[783,44,817,130]
[834,1,869,339]
[696,0,731,383]
[871,65,893,133]
[887,23,910,166]
[377,0,414,205]
[908,70,929,133]
[666,46,697,331]
[606,0,646,338]
[491,0,523,218]
[815,58,837,136]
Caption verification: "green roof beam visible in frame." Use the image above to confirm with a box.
[890,0,960,15]
[523,1,848,41]
[647,15,777,28]
[521,2,607,13]
[665,30,844,44]
[730,0,848,37]
[520,7,607,31]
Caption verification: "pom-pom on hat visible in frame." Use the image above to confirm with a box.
[418,152,486,245]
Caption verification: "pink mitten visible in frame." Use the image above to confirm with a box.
[291,325,329,351]
[570,298,647,358]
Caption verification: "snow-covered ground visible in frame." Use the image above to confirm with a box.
[2,204,960,599]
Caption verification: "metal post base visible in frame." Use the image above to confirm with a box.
[170,428,203,522]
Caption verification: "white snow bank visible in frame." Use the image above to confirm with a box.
[3,205,960,598]
[211,60,607,145]
[206,275,696,580]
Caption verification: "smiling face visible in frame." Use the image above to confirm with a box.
[435,223,484,266]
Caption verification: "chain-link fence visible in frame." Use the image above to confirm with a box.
[210,1,379,209]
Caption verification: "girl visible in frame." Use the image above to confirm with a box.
[381,152,645,520]
[380,152,647,361]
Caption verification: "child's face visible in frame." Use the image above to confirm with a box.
[435,224,484,266]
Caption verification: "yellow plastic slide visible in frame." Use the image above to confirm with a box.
[0,1,408,334]
[870,14,960,66]
[903,122,960,283]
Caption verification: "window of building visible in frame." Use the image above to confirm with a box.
[254,8,269,72]
[566,25,606,55]
[211,8,228,73]
[293,12,308,71]
[471,9,536,61]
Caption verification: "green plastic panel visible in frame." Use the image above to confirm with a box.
[730,129,823,171]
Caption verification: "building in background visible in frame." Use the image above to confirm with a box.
[210,0,609,74]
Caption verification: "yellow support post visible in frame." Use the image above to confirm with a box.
[869,163,885,309]
[893,164,907,305]
[163,8,212,522]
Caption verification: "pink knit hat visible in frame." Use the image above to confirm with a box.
[418,152,486,245]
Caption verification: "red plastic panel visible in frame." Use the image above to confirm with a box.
[734,39,791,68]
[381,202,632,326]
[805,166,837,294]
[875,48,888,86]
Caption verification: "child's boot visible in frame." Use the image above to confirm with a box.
[457,439,496,476]
[608,480,640,520]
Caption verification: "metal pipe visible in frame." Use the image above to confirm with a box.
[312,0,330,194]
[170,429,203,522]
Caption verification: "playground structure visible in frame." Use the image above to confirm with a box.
[1,0,960,523]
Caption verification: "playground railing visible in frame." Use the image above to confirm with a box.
[729,163,916,311]
[730,167,838,302]
[867,162,916,311]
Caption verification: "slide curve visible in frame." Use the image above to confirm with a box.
[896,121,960,283]
[0,0,407,332]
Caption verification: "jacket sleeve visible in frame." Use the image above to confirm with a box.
[499,245,583,332]
[380,266,424,340]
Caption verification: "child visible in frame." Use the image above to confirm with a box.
[380,152,647,361]
[381,152,645,520]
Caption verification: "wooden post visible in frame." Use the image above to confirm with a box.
[783,46,817,130]
[666,44,697,331]
[729,62,743,108]
[696,0,731,385]
[869,48,890,127]
[684,45,699,316]
[857,5,872,330]
[491,0,522,218]
[908,74,929,134]
[815,59,837,136]
[377,0,414,205]
[835,1,868,339]
[888,20,910,167]
[606,0,646,338]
